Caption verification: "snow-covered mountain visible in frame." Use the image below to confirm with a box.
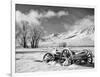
[40,17,94,47]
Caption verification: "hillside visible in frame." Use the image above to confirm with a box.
[39,18,94,47]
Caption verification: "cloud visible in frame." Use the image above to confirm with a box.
[43,10,56,18]
[74,15,94,31]
[16,10,41,25]
[16,10,69,26]
[57,11,69,17]
[43,10,68,18]
[63,24,73,32]
[64,15,94,33]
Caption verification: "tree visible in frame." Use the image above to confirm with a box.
[15,22,23,48]
[15,21,29,48]
[30,25,44,48]
[21,21,28,48]
[15,21,44,48]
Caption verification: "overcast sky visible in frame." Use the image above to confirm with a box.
[16,4,94,35]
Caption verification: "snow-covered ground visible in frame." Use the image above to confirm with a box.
[15,47,94,73]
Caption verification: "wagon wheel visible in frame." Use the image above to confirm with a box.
[43,53,54,63]
[62,49,72,57]
[62,49,73,65]
[83,49,93,64]
[87,51,93,64]
[62,58,69,66]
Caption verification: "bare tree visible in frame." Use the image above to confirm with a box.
[30,25,44,48]
[15,22,23,48]
[15,21,29,48]
[15,21,44,48]
[22,21,28,48]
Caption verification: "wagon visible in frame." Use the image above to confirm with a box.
[72,49,93,65]
[43,48,93,66]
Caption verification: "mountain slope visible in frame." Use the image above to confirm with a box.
[40,16,94,47]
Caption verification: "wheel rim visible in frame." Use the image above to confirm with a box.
[87,54,92,64]
[83,49,93,64]
[43,53,53,62]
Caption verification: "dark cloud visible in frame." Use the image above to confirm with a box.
[16,4,94,34]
